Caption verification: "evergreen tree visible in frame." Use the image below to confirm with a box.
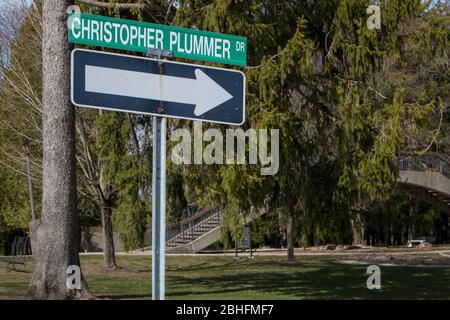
[172,0,448,258]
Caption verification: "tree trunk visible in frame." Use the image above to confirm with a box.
[101,205,116,268]
[80,226,93,252]
[286,213,295,260]
[27,0,90,299]
[351,211,364,245]
[409,199,414,240]
[445,212,449,244]
[99,157,116,268]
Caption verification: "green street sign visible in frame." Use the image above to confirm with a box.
[68,13,247,67]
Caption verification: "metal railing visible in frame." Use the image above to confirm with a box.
[1,236,29,271]
[166,207,222,247]
[398,152,450,179]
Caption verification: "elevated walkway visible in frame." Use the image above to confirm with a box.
[397,153,450,213]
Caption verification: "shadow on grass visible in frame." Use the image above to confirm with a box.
[166,259,450,300]
[91,257,450,299]
[98,294,152,300]
[2,256,449,300]
[167,258,250,273]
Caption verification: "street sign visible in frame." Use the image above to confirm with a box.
[71,49,245,125]
[238,227,251,249]
[68,13,247,67]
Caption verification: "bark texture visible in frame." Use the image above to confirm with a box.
[351,211,365,245]
[101,206,116,268]
[286,214,295,260]
[99,164,116,268]
[27,0,90,299]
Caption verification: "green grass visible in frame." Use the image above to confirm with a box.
[0,255,449,299]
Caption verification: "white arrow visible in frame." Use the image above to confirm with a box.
[85,65,233,116]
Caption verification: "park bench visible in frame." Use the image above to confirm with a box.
[0,236,29,271]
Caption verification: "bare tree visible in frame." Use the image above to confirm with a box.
[75,111,117,268]
[0,0,117,269]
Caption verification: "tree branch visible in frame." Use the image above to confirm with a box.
[128,113,141,157]
[77,0,161,12]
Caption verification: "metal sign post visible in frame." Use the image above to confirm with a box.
[152,115,166,300]
[68,8,247,299]
[70,46,246,301]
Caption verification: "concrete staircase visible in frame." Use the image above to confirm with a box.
[136,206,267,254]
[134,207,223,254]
[166,207,222,252]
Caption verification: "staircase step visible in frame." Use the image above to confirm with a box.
[164,210,223,248]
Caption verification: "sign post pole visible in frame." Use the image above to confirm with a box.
[69,12,247,300]
[152,115,166,300]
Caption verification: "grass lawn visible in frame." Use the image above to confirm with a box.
[0,255,449,299]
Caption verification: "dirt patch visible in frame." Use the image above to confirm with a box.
[299,245,450,254]
[84,266,136,276]
[0,296,25,300]
[338,254,450,267]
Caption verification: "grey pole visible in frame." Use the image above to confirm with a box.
[23,138,36,221]
[152,115,166,300]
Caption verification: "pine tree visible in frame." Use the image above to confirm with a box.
[172,0,448,258]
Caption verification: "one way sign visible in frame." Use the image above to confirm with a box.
[71,49,246,125]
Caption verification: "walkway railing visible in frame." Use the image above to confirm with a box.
[398,152,450,179]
